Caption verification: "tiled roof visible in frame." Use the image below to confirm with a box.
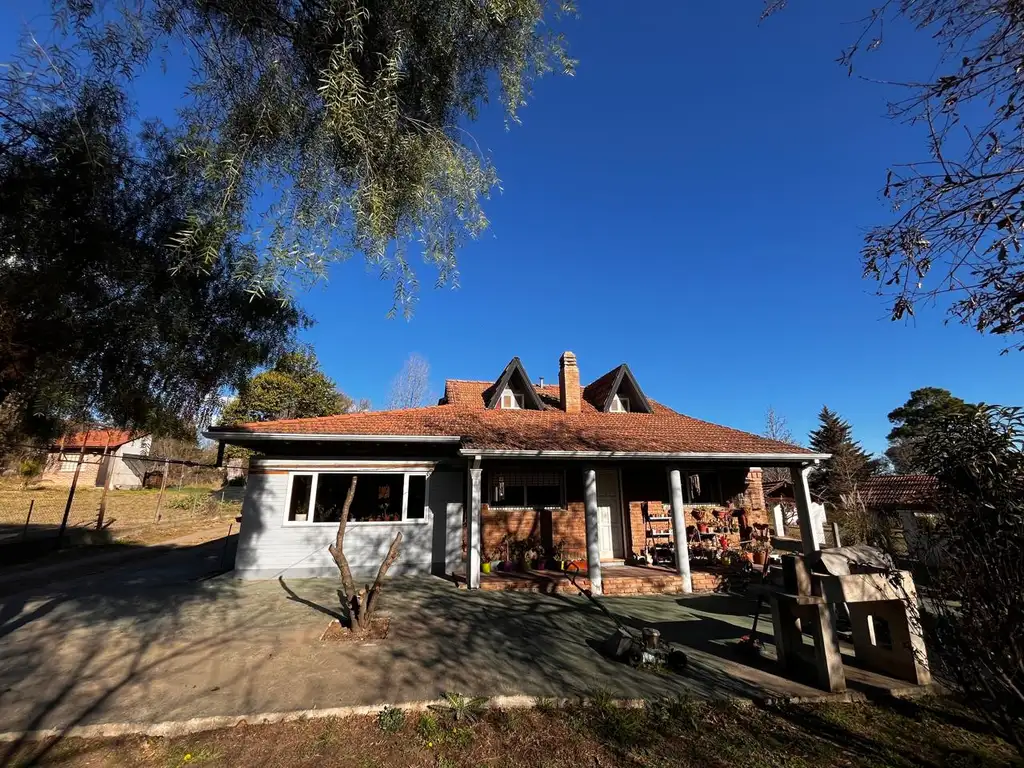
[858,475,938,508]
[218,379,814,456]
[55,429,142,450]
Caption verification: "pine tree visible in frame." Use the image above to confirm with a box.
[808,406,878,506]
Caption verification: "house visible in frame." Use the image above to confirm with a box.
[856,474,940,559]
[205,352,828,594]
[42,429,152,489]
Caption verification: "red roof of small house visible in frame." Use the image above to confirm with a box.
[212,374,819,458]
[857,475,938,508]
[54,429,144,450]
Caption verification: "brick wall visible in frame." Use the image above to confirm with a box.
[744,468,768,526]
[40,453,102,488]
[480,502,588,561]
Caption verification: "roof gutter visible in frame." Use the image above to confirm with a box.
[456,448,830,463]
[202,431,462,444]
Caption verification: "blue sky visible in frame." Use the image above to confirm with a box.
[4,2,1022,454]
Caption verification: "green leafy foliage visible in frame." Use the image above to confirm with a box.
[377,705,406,734]
[885,387,978,473]
[0,79,302,445]
[917,404,1024,756]
[430,692,489,724]
[220,350,353,424]
[57,0,577,315]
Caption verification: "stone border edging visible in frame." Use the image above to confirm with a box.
[0,696,648,743]
[0,683,941,744]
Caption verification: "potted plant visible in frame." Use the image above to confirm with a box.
[693,507,709,534]
[749,538,771,565]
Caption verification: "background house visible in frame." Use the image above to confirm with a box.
[42,429,152,489]
[857,474,940,560]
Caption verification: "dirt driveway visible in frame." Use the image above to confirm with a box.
[0,547,841,737]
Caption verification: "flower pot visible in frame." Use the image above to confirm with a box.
[752,551,768,566]
[698,524,709,533]
[482,562,492,574]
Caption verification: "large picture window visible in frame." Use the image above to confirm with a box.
[489,469,564,509]
[286,471,429,523]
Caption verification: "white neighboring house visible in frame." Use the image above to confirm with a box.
[43,429,152,489]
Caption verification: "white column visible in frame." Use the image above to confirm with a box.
[772,503,786,537]
[667,468,692,593]
[467,460,482,589]
[790,464,823,555]
[582,467,602,596]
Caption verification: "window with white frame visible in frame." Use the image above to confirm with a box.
[489,469,563,509]
[499,387,525,409]
[609,394,630,413]
[286,471,429,523]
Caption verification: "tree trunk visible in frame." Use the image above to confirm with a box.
[327,475,403,631]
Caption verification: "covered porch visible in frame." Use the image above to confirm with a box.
[462,454,824,596]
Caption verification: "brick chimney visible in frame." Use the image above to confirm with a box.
[559,351,581,413]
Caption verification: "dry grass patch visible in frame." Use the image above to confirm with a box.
[4,694,1018,768]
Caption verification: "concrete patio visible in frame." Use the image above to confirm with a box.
[0,540,924,736]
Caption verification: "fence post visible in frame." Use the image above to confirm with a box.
[58,429,91,549]
[154,458,170,522]
[96,433,113,529]
[219,522,234,571]
[21,500,34,540]
[831,521,842,549]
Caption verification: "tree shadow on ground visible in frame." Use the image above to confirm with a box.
[277,576,343,622]
[0,533,271,765]
[348,577,823,704]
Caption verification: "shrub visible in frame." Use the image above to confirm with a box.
[18,457,44,487]
[377,705,405,734]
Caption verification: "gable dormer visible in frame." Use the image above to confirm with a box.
[583,364,653,414]
[482,357,545,410]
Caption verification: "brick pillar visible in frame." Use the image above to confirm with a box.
[559,351,581,414]
[745,467,767,526]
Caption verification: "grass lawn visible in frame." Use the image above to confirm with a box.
[0,480,240,538]
[6,695,1017,768]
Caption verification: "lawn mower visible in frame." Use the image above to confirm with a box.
[564,564,688,673]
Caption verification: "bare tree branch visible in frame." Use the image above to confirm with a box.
[385,353,431,410]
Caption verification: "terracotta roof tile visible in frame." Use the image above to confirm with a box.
[858,475,938,508]
[221,380,813,456]
[55,429,143,450]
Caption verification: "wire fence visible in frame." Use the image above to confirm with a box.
[0,447,244,551]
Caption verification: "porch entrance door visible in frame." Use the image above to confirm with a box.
[596,469,624,560]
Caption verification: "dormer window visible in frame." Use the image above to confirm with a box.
[500,388,526,409]
[609,395,630,413]
[582,364,654,414]
[483,357,546,410]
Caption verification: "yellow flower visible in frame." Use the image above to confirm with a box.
[427,742,433,748]
[184,755,192,763]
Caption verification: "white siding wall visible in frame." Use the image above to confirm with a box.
[108,435,151,488]
[235,465,464,579]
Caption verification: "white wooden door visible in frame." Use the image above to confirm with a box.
[596,469,624,559]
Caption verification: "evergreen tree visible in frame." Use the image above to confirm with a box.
[808,406,879,506]
[886,387,978,473]
[221,350,352,424]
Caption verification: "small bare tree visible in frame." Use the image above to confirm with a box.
[762,406,796,484]
[385,354,432,409]
[327,476,403,631]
